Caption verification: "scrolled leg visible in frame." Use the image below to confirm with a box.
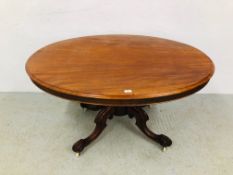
[128,107,172,148]
[72,107,114,155]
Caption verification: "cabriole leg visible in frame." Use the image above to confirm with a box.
[128,107,172,149]
[72,107,114,156]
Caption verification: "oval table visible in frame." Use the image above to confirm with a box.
[26,35,214,156]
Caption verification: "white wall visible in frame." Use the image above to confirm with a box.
[0,0,232,93]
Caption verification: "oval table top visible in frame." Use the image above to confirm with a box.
[26,35,214,106]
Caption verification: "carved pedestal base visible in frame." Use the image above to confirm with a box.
[72,104,172,155]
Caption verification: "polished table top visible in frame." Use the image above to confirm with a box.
[26,35,214,106]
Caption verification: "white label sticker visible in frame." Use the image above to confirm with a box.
[123,89,133,94]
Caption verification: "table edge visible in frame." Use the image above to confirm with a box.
[30,79,210,106]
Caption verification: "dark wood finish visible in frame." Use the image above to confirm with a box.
[26,35,214,106]
[72,107,114,154]
[73,106,172,155]
[128,107,172,147]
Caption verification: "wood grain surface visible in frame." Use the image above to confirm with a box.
[26,35,214,106]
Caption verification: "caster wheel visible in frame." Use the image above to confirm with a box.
[80,103,103,111]
[75,152,80,157]
[157,134,172,147]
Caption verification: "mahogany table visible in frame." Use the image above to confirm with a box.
[26,35,214,156]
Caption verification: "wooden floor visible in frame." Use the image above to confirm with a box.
[0,93,232,175]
